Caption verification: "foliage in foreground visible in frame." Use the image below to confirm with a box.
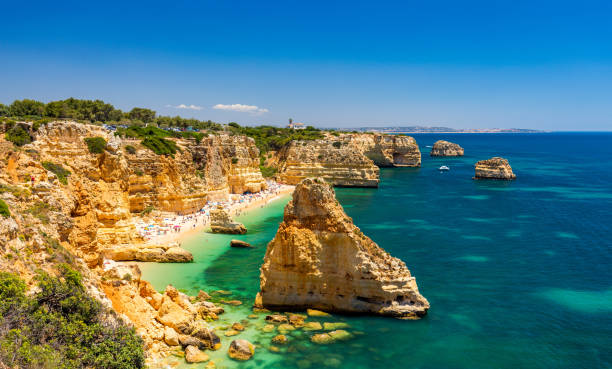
[41,161,71,185]
[84,136,107,154]
[0,265,144,369]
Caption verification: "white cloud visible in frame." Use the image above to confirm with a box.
[166,104,203,110]
[213,103,269,115]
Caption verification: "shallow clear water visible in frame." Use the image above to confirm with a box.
[141,133,612,369]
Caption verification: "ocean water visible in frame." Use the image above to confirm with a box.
[141,133,612,369]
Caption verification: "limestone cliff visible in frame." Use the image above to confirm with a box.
[273,139,380,187]
[0,120,268,363]
[256,177,429,318]
[430,140,464,156]
[474,157,516,180]
[188,135,267,199]
[347,133,421,167]
[272,133,421,187]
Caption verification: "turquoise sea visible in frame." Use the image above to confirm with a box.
[141,133,612,369]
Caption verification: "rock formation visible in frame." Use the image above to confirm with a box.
[255,177,429,318]
[230,239,252,248]
[228,339,254,361]
[430,140,464,156]
[102,242,193,262]
[0,120,269,363]
[474,157,516,180]
[348,133,421,167]
[271,133,421,187]
[273,139,380,187]
[209,206,246,234]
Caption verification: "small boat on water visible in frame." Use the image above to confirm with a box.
[439,165,450,171]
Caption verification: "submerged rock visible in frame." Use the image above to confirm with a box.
[185,345,209,363]
[474,157,516,180]
[430,140,464,156]
[230,239,252,248]
[272,334,288,344]
[228,339,255,361]
[311,330,352,344]
[209,206,246,234]
[255,177,429,318]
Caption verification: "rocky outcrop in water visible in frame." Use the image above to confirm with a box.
[209,206,246,234]
[255,177,429,318]
[430,140,464,156]
[474,157,516,180]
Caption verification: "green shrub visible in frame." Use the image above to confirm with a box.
[332,141,342,148]
[0,199,10,218]
[0,266,145,369]
[26,201,51,224]
[5,124,32,146]
[141,136,178,156]
[140,205,155,216]
[42,161,71,185]
[260,165,277,178]
[125,145,136,154]
[231,157,239,164]
[84,136,107,154]
[134,169,144,176]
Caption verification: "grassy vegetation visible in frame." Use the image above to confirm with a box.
[84,136,107,154]
[0,184,31,200]
[41,161,71,185]
[140,205,155,216]
[259,166,278,178]
[0,199,10,218]
[141,136,178,156]
[228,124,324,155]
[0,265,144,369]
[124,145,136,154]
[26,201,52,224]
[115,125,205,142]
[5,124,32,146]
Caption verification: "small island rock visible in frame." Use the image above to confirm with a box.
[474,157,516,180]
[210,206,247,234]
[430,140,464,156]
[255,177,429,318]
[230,239,252,248]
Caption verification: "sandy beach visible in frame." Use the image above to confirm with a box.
[136,181,295,246]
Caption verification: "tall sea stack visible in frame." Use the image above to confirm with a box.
[255,178,429,318]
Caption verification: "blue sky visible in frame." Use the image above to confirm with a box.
[1,0,611,130]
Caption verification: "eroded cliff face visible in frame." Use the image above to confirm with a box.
[256,177,429,318]
[0,121,267,362]
[347,133,421,167]
[430,140,464,156]
[188,135,267,199]
[272,133,421,187]
[474,157,516,180]
[274,139,380,187]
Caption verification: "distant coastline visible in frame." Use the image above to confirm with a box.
[345,126,546,134]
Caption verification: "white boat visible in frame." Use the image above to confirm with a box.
[439,165,450,171]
